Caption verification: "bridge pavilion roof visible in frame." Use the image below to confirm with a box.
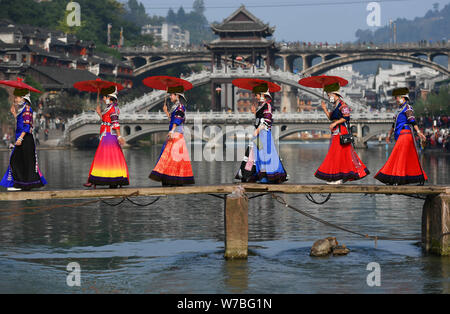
[211,5,275,36]
[207,6,277,52]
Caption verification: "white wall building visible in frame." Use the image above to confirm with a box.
[141,23,190,48]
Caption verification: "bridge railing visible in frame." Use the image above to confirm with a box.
[121,70,212,113]
[119,41,449,54]
[211,65,271,77]
[66,110,394,131]
[119,46,208,54]
[278,41,450,51]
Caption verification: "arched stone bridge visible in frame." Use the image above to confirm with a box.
[120,68,367,113]
[64,111,393,148]
[276,43,450,75]
[120,42,450,77]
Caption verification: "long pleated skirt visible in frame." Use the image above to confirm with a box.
[375,129,427,185]
[0,133,47,189]
[149,132,194,185]
[315,131,369,182]
[87,132,129,186]
[236,129,287,184]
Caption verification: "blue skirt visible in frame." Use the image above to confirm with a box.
[236,129,287,184]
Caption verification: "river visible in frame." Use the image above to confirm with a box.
[0,142,449,293]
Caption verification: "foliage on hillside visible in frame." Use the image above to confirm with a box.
[0,0,157,48]
[355,3,449,43]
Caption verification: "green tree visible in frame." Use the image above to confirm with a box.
[415,86,450,116]
[177,6,186,21]
[193,0,205,15]
[24,75,44,106]
[123,0,151,27]
[0,87,11,125]
[167,8,177,24]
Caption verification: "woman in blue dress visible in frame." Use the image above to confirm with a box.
[234,80,287,184]
[1,88,47,191]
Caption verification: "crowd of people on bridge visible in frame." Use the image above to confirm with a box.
[0,72,433,191]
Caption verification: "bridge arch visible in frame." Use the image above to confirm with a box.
[131,56,147,68]
[410,52,429,59]
[274,55,284,70]
[70,131,101,147]
[279,125,331,140]
[134,55,211,77]
[362,128,389,143]
[306,54,323,68]
[430,52,448,63]
[302,53,450,76]
[124,126,169,144]
[324,54,341,61]
[362,125,370,137]
[124,125,205,144]
[122,70,367,113]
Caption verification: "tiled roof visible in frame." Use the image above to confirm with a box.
[211,5,274,35]
[30,65,98,89]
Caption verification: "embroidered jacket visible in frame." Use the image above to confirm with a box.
[100,102,120,134]
[254,101,273,130]
[393,102,416,140]
[169,102,185,133]
[330,101,350,133]
[15,103,33,140]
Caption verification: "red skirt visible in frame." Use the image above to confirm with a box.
[149,132,194,185]
[375,129,427,185]
[87,132,130,186]
[315,127,369,182]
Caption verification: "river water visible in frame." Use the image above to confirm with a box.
[0,141,449,294]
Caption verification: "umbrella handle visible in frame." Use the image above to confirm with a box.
[163,89,169,118]
[96,89,102,118]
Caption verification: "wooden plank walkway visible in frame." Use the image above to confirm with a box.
[0,183,448,201]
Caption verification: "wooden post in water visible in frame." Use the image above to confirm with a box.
[224,186,248,260]
[422,193,450,256]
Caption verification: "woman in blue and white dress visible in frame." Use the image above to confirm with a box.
[0,88,47,191]
[234,81,287,184]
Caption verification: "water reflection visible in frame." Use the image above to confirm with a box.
[223,259,249,293]
[0,142,449,293]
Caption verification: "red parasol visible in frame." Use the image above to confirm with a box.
[298,75,348,89]
[142,76,193,91]
[232,78,281,93]
[73,78,124,93]
[73,78,124,105]
[0,77,42,93]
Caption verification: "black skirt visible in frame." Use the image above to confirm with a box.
[10,133,45,189]
[235,145,257,182]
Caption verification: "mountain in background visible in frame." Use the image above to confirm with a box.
[165,0,215,45]
[352,3,449,75]
[0,0,159,51]
[122,0,165,27]
[355,3,449,43]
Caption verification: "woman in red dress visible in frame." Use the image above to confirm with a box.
[375,87,427,185]
[149,85,194,186]
[314,82,370,184]
[84,86,129,188]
